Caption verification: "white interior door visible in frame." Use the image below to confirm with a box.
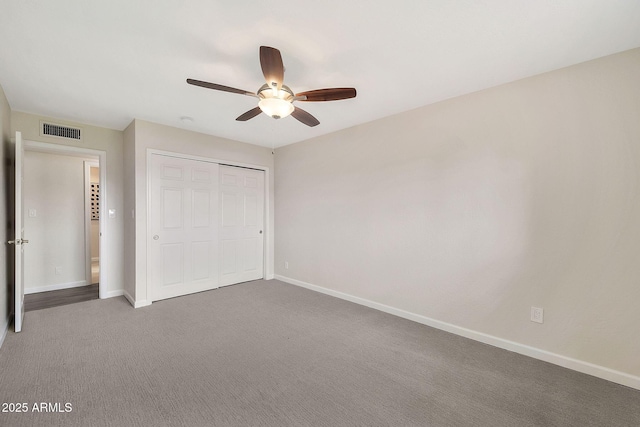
[219,165,265,286]
[12,131,25,332]
[149,154,220,301]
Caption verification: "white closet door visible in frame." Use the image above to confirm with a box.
[219,165,265,286]
[149,154,219,301]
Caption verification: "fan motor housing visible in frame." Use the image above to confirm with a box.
[257,83,294,100]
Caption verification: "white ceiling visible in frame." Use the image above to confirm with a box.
[1,1,639,148]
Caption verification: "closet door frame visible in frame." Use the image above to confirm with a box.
[145,149,272,301]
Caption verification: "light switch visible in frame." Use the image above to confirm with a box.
[109,209,116,219]
[28,209,37,218]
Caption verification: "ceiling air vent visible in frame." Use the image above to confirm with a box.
[40,122,82,141]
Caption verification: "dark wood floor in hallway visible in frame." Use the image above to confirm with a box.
[24,284,99,312]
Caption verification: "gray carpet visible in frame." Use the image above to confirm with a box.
[1,279,639,427]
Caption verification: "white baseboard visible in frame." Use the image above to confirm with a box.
[275,274,640,391]
[123,291,135,307]
[25,280,87,294]
[0,317,8,350]
[103,289,124,299]
[123,290,151,309]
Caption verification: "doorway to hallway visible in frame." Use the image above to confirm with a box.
[20,141,107,314]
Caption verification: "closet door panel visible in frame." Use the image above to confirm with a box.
[149,154,219,301]
[219,166,265,286]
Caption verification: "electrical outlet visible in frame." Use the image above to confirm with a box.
[285,261,289,269]
[531,306,544,324]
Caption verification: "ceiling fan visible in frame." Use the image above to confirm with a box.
[187,46,357,127]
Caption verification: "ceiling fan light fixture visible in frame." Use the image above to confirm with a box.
[257,84,295,119]
[258,98,294,119]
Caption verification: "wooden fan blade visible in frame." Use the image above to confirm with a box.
[291,107,320,127]
[236,107,263,121]
[259,46,284,91]
[187,79,257,97]
[295,88,357,102]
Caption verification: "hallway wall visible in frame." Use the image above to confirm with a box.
[23,151,94,293]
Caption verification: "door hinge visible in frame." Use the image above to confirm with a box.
[8,238,29,245]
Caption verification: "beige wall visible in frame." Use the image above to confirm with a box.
[126,119,274,305]
[0,85,12,342]
[275,48,640,382]
[11,112,124,297]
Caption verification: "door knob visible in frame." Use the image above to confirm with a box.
[153,235,159,240]
[259,230,262,234]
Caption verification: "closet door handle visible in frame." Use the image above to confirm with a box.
[153,235,160,240]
